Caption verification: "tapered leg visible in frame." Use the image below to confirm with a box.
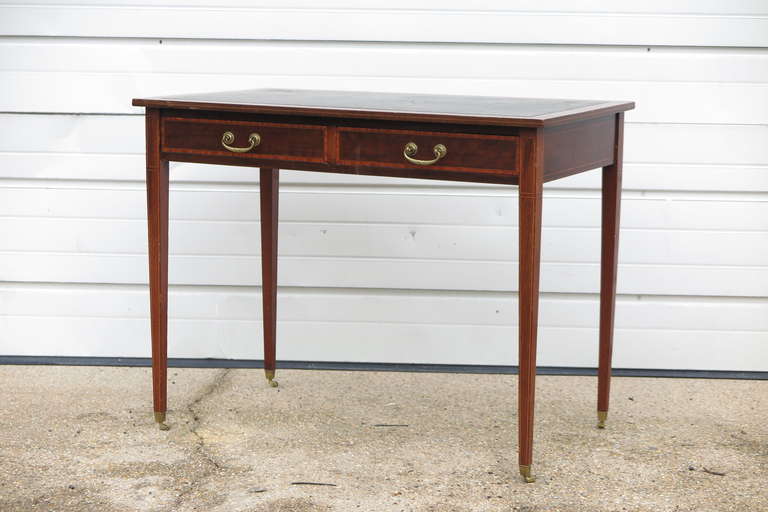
[145,109,170,430]
[518,130,544,483]
[260,168,279,388]
[597,113,624,429]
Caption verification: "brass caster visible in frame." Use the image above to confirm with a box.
[154,411,170,431]
[519,465,536,483]
[265,369,278,388]
[597,410,608,429]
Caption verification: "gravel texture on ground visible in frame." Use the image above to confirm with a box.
[0,365,765,511]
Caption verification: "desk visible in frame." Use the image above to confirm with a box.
[133,89,634,482]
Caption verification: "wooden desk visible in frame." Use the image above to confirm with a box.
[133,89,634,483]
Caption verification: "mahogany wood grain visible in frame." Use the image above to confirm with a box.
[542,116,616,182]
[162,117,327,163]
[145,108,169,417]
[163,150,520,186]
[598,113,625,416]
[337,127,519,175]
[134,89,633,481]
[260,168,279,379]
[517,128,544,475]
[160,108,522,136]
[133,88,633,128]
[158,109,523,183]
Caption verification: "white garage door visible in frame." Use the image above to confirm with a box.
[1,1,767,372]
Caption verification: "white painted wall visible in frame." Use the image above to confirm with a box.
[1,1,767,370]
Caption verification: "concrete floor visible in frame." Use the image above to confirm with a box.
[0,366,765,512]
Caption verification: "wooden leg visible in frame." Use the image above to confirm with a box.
[145,109,170,430]
[260,168,279,388]
[597,114,624,429]
[518,131,544,483]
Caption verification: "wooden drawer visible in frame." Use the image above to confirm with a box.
[162,117,327,163]
[337,127,518,174]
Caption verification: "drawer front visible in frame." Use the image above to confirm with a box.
[337,127,518,174]
[162,117,327,163]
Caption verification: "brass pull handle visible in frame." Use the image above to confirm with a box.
[403,142,447,166]
[221,131,261,153]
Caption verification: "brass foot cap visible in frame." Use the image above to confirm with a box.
[265,370,279,388]
[597,410,608,429]
[154,411,170,431]
[519,465,536,483]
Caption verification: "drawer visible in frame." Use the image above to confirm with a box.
[337,127,518,174]
[162,117,327,163]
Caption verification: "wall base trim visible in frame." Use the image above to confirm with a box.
[1,356,765,380]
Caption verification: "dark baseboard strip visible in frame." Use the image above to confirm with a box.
[0,356,766,380]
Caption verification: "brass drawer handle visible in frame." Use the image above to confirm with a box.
[221,131,261,153]
[403,142,447,166]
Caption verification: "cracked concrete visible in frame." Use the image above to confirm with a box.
[0,365,766,511]
[173,368,232,508]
